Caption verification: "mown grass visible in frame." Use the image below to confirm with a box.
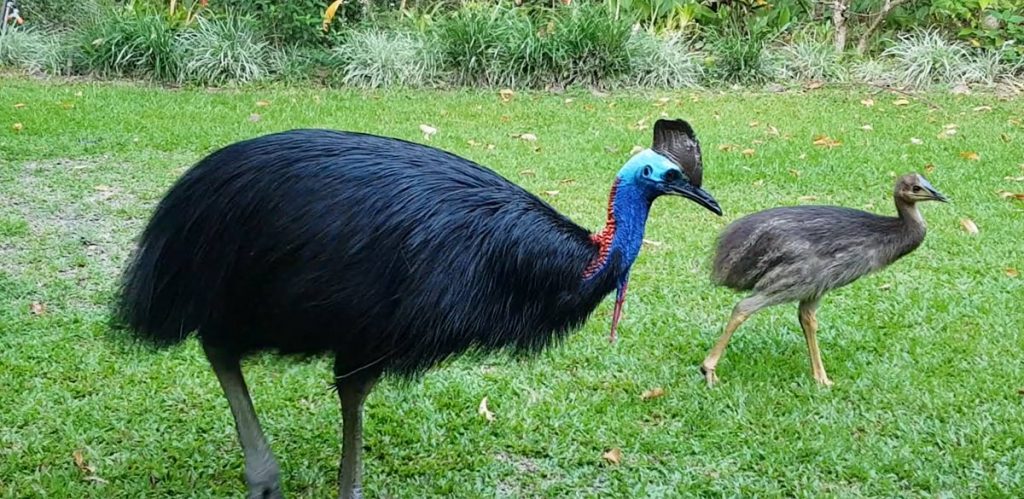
[0,77,1022,497]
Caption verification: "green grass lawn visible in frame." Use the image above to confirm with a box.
[1,77,1022,498]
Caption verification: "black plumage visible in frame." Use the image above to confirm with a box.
[115,123,720,498]
[700,173,947,387]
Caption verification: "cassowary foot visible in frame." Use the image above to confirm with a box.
[699,365,719,388]
[246,481,284,499]
[814,374,834,387]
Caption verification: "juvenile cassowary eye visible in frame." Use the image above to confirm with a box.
[912,185,922,193]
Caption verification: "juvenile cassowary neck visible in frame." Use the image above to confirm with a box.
[583,179,652,280]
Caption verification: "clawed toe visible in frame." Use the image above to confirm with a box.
[699,365,719,387]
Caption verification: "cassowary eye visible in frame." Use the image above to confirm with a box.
[642,165,653,177]
[664,170,680,183]
[912,185,922,193]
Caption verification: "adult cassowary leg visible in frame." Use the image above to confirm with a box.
[798,299,832,386]
[334,359,379,499]
[203,344,283,499]
[700,295,770,387]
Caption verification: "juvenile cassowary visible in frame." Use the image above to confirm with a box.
[115,119,721,499]
[701,173,946,387]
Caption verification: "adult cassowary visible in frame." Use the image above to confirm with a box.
[115,119,721,498]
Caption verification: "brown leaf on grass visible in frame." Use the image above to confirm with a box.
[419,124,437,140]
[960,218,979,235]
[629,145,644,155]
[861,98,874,107]
[924,163,936,173]
[642,239,663,247]
[1005,268,1020,278]
[972,105,992,112]
[788,169,801,177]
[910,137,923,145]
[564,98,574,105]
[467,139,481,147]
[798,195,819,202]
[959,151,981,161]
[499,88,515,102]
[30,302,46,316]
[73,449,95,474]
[893,98,910,106]
[654,97,671,108]
[718,144,739,152]
[515,133,538,142]
[247,113,261,122]
[998,191,1024,201]
[741,148,756,157]
[559,178,576,185]
[641,387,665,400]
[478,397,495,422]
[812,135,841,148]
[255,100,270,107]
[542,190,559,197]
[519,170,535,177]
[631,118,648,131]
[878,283,892,291]
[486,144,496,151]
[602,448,622,465]
[766,125,780,136]
[1006,176,1024,182]
[14,103,25,109]
[748,121,760,127]
[12,122,23,132]
[861,124,873,131]
[805,80,825,90]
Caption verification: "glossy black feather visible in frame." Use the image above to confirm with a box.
[115,129,624,377]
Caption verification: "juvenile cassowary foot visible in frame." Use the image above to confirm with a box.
[699,365,719,387]
[798,299,833,387]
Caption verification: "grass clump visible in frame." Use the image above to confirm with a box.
[331,29,440,89]
[881,28,969,88]
[175,16,271,86]
[431,3,543,87]
[74,8,179,80]
[622,31,704,88]
[0,27,69,74]
[544,3,632,86]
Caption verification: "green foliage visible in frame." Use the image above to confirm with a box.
[212,0,356,47]
[73,6,180,80]
[431,3,545,87]
[622,30,704,87]
[0,27,69,74]
[175,16,272,86]
[17,0,108,30]
[776,39,845,82]
[924,0,1024,58]
[331,29,440,88]
[545,3,632,85]
[881,28,970,88]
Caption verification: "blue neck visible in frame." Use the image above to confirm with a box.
[609,183,652,273]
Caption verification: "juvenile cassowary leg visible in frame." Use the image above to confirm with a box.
[202,344,283,499]
[700,295,769,387]
[334,362,379,499]
[799,299,832,386]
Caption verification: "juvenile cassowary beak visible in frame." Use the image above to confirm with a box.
[921,177,949,203]
[667,177,722,215]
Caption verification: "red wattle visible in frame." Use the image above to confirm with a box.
[583,179,619,279]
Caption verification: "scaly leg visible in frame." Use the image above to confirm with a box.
[701,295,769,387]
[203,344,283,499]
[799,299,832,387]
[334,361,379,499]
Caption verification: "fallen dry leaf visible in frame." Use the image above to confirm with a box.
[467,139,481,147]
[12,122,23,132]
[1005,268,1020,278]
[788,169,801,177]
[517,133,538,142]
[749,121,760,128]
[629,145,644,155]
[632,118,648,131]
[924,163,936,173]
[959,151,980,161]
[879,283,892,291]
[543,190,559,197]
[798,195,819,202]
[602,448,622,465]
[564,98,574,105]
[30,302,46,316]
[486,144,495,151]
[805,80,824,90]
[478,397,495,422]
[1006,176,1024,182]
[255,100,270,107]
[753,179,765,187]
[14,103,25,109]
[960,218,979,235]
[499,88,515,102]
[419,124,437,139]
[247,113,261,122]
[519,170,535,177]
[741,148,756,157]
[73,449,95,474]
[861,124,873,131]
[812,135,841,148]
[766,125,780,136]
[641,239,663,247]
[559,178,576,185]
[910,137,924,145]
[861,98,874,107]
[973,105,992,112]
[893,98,910,106]
[641,387,665,400]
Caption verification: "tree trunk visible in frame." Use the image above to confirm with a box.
[832,0,849,54]
[856,0,912,55]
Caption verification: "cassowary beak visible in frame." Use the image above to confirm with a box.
[667,179,723,215]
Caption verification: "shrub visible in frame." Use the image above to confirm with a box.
[775,39,845,82]
[18,0,107,31]
[212,0,356,47]
[331,29,440,88]
[881,28,969,88]
[622,30,704,88]
[175,16,271,86]
[545,4,632,86]
[850,57,899,86]
[431,4,545,87]
[0,27,69,74]
[74,8,179,80]
[959,43,1024,84]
